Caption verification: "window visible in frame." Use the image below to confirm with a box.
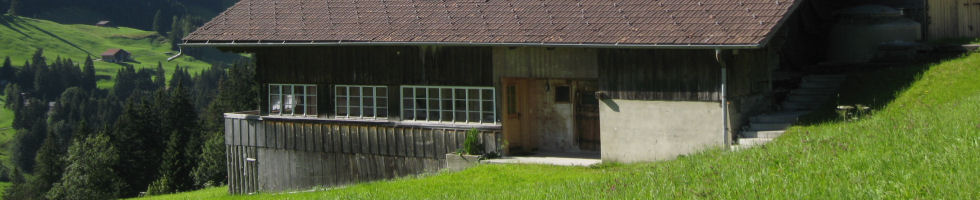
[401,86,495,124]
[335,85,389,118]
[269,84,317,116]
[554,86,571,103]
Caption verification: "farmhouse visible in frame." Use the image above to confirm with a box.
[185,0,808,194]
[100,48,130,63]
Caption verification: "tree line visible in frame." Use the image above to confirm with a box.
[0,48,258,199]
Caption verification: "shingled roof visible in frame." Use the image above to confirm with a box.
[184,0,801,48]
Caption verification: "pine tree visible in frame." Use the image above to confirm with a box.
[153,83,201,192]
[154,62,166,89]
[110,96,165,196]
[6,0,19,16]
[169,16,182,50]
[47,133,123,200]
[11,120,45,173]
[32,131,66,196]
[152,10,164,34]
[82,56,96,91]
[0,56,12,89]
[191,131,225,187]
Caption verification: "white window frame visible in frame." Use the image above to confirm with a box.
[400,85,496,124]
[334,85,389,119]
[268,84,317,117]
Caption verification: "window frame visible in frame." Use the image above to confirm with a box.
[400,85,497,124]
[268,83,318,117]
[334,85,390,119]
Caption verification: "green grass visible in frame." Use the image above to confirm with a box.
[138,52,980,199]
[0,15,213,89]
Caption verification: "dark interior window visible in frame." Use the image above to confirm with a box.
[555,86,571,103]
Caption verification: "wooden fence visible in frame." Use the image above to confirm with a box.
[224,113,503,194]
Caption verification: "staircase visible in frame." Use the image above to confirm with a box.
[732,74,847,150]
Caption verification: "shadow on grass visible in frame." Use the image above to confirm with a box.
[0,15,33,39]
[796,52,967,125]
[18,17,93,56]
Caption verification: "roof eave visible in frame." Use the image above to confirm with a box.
[180,41,764,50]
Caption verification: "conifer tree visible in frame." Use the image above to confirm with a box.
[6,0,20,16]
[82,56,96,91]
[153,83,201,192]
[32,131,66,196]
[110,96,165,196]
[152,10,164,34]
[47,133,123,200]
[0,56,12,89]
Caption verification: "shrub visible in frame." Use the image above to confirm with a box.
[462,129,482,155]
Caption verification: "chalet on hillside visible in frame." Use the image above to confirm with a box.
[95,20,112,27]
[184,0,808,194]
[100,48,129,63]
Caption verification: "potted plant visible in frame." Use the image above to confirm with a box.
[445,129,483,171]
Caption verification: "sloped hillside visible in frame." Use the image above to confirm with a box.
[0,15,212,88]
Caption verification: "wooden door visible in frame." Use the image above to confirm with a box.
[501,78,533,154]
[960,0,980,37]
[574,81,600,151]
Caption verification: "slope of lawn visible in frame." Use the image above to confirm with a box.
[139,52,980,199]
[0,15,213,88]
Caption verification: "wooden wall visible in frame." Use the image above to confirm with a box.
[928,0,980,39]
[224,116,503,194]
[253,46,494,116]
[597,49,722,101]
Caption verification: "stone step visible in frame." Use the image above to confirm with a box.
[737,138,774,147]
[786,95,831,102]
[741,130,786,138]
[800,81,842,89]
[783,100,825,107]
[791,88,838,95]
[803,75,847,82]
[782,103,816,111]
[750,114,800,124]
[749,123,792,131]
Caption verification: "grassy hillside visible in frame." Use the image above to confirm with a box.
[137,52,980,199]
[0,15,213,88]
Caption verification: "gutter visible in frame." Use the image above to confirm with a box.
[180,41,763,50]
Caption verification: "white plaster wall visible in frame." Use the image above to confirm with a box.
[599,99,724,163]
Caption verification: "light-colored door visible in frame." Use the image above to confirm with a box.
[501,78,534,154]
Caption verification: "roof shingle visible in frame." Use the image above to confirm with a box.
[184,0,800,47]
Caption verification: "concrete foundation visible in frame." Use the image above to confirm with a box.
[599,99,724,163]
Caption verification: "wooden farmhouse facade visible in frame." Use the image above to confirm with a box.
[185,0,804,194]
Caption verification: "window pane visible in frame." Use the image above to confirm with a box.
[415,88,426,99]
[402,88,413,98]
[455,89,466,100]
[469,112,481,123]
[350,105,361,116]
[270,94,281,114]
[482,89,494,101]
[442,99,452,110]
[364,107,375,117]
[377,87,388,97]
[415,110,427,120]
[482,112,494,123]
[428,88,439,99]
[337,86,348,96]
[403,109,413,120]
[455,100,466,110]
[377,98,388,109]
[284,94,296,114]
[350,87,360,96]
[468,100,479,111]
[482,101,494,112]
[429,111,440,121]
[350,96,361,107]
[455,111,466,122]
[307,86,317,95]
[468,89,479,100]
[441,111,453,122]
[377,108,388,118]
[364,96,374,107]
[308,106,318,116]
[402,99,414,109]
[308,96,317,107]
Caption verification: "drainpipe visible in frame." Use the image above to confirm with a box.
[715,48,730,147]
[167,47,183,61]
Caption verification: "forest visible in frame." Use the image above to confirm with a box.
[0,49,257,199]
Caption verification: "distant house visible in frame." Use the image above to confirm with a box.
[100,49,130,63]
[95,20,112,27]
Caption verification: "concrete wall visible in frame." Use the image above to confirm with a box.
[599,99,724,163]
